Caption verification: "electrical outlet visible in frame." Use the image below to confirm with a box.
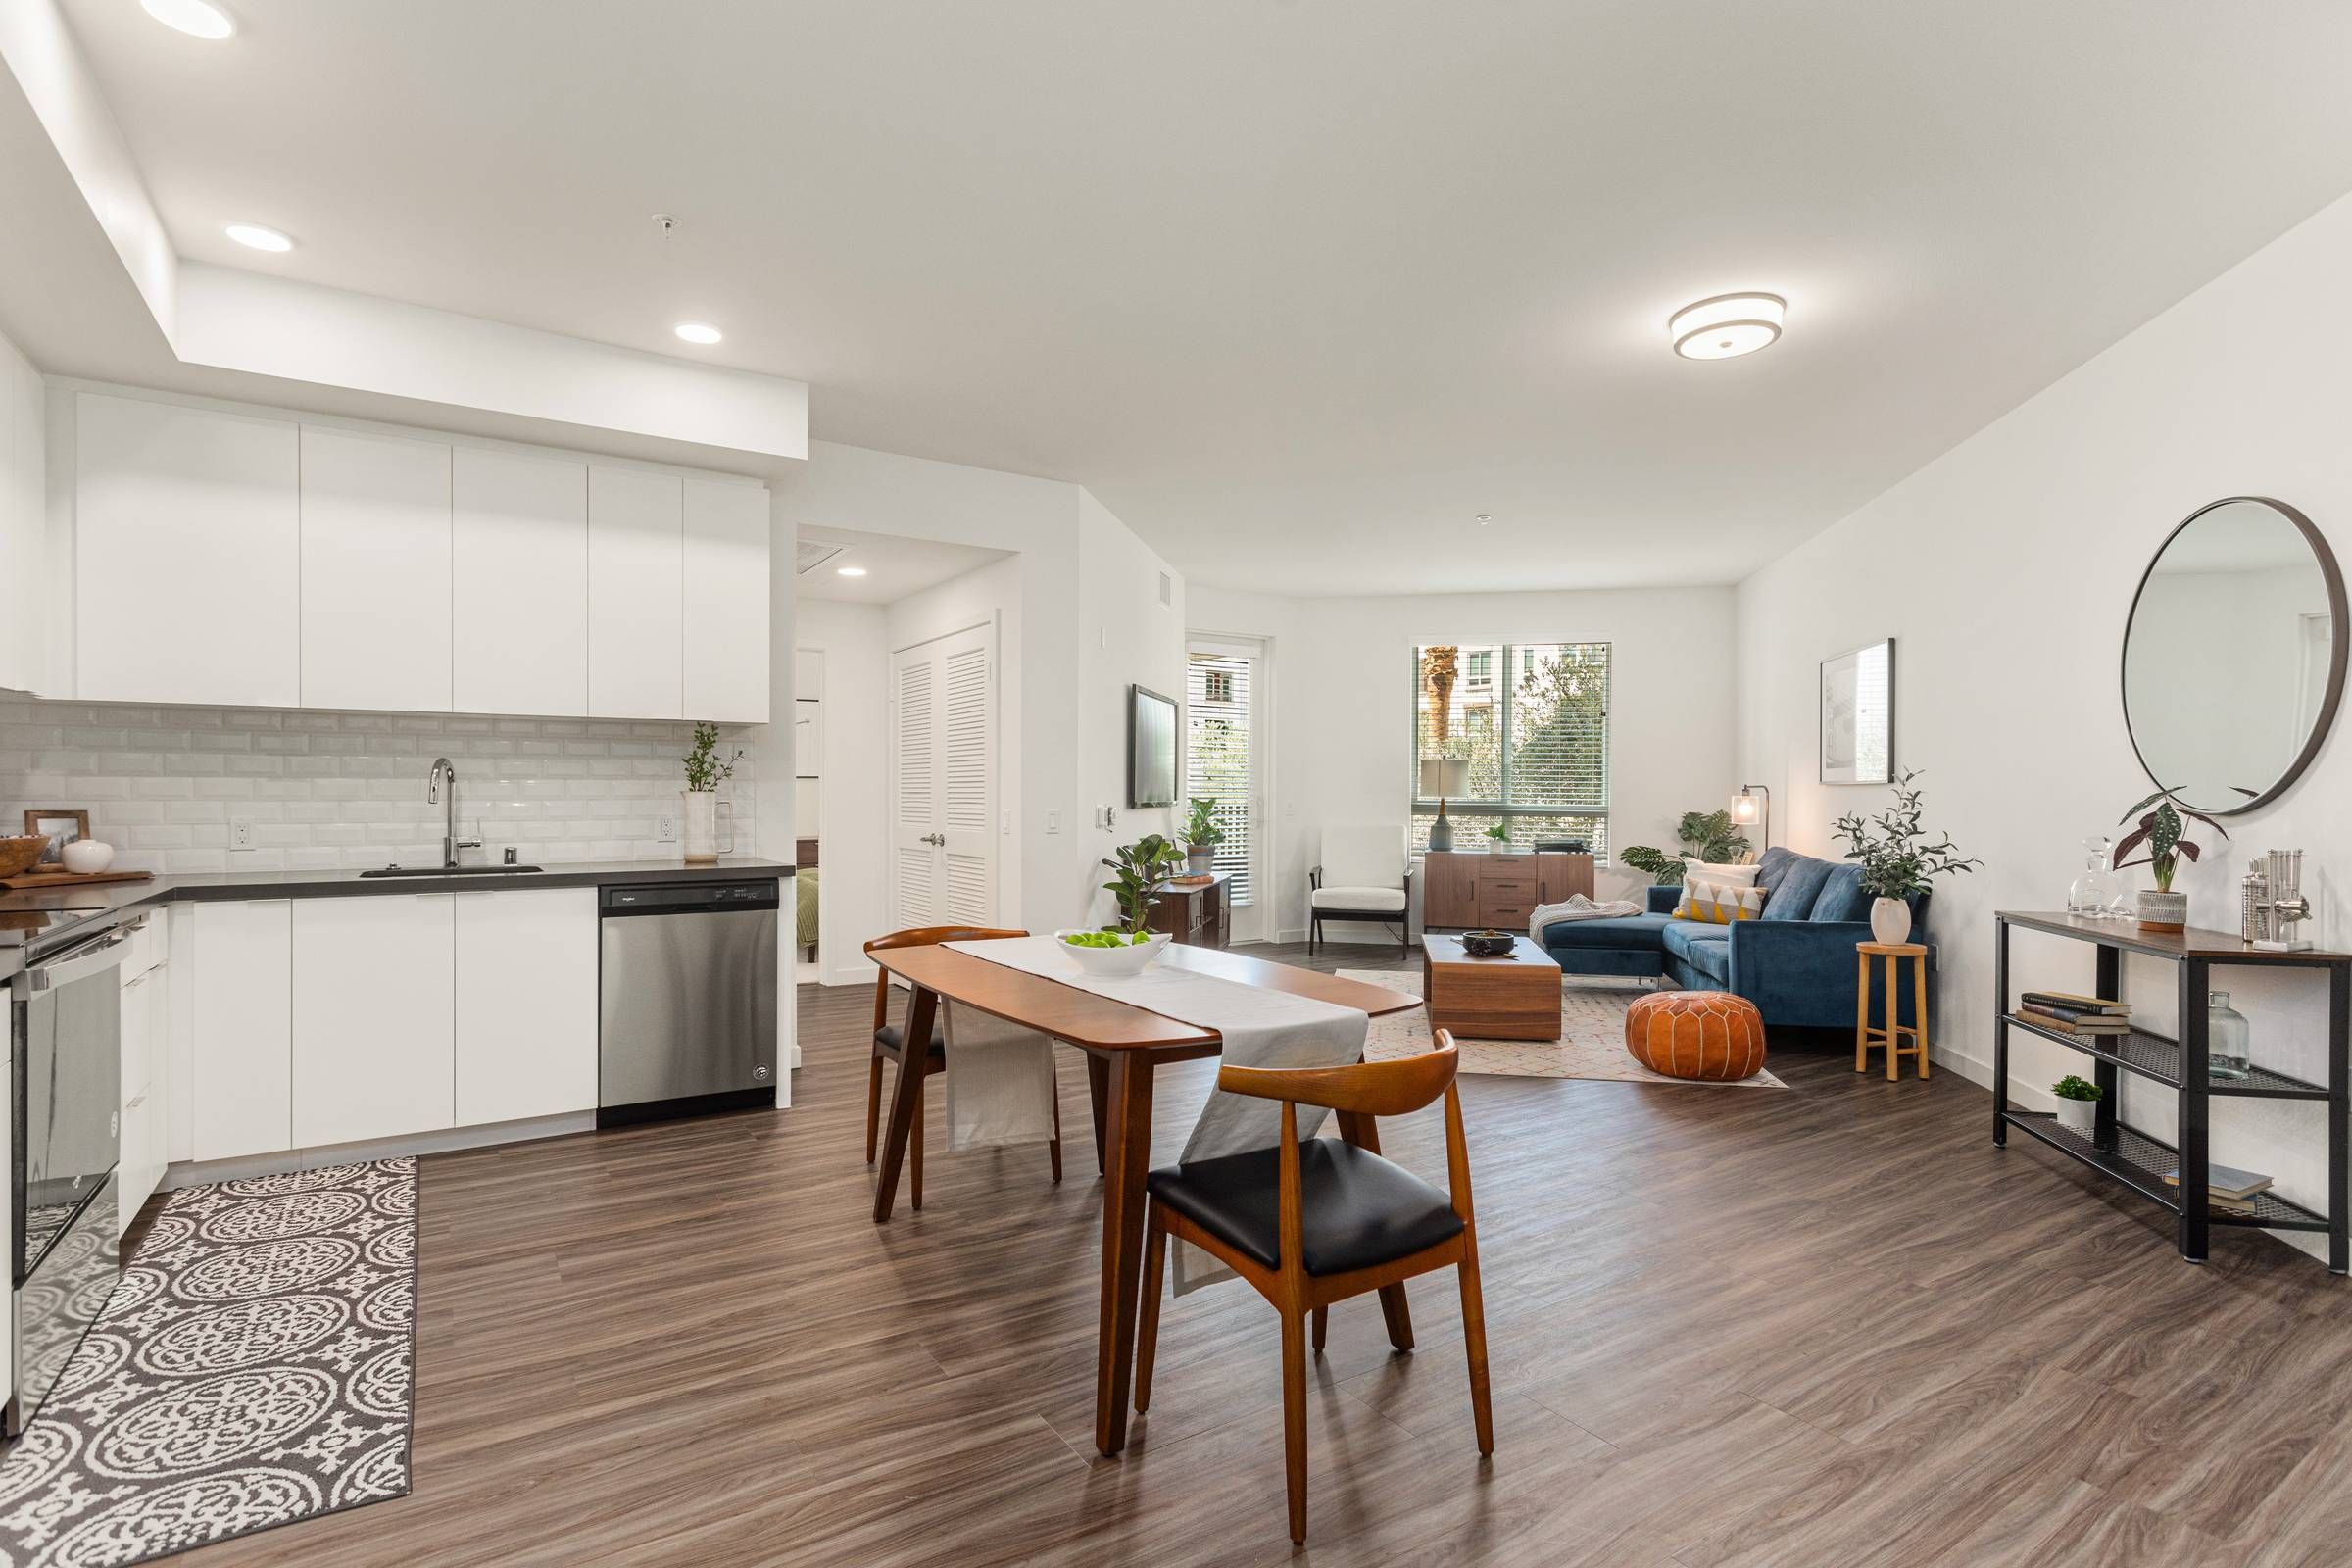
[657,813,678,844]
[229,817,256,852]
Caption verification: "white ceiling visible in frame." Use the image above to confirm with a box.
[46,0,2352,595]
[797,527,1009,606]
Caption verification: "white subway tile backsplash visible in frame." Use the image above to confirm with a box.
[0,696,755,875]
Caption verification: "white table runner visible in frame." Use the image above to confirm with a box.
[945,936,1371,1291]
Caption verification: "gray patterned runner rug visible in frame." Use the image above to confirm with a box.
[0,1157,417,1567]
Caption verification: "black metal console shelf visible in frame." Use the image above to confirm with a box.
[1994,910,2351,1273]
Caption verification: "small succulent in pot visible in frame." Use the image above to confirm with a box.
[2112,786,2229,934]
[2052,1073,2102,1136]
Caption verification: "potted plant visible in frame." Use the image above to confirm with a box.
[1622,809,1751,885]
[1059,833,1187,976]
[2112,786,2229,935]
[1833,769,1981,945]
[1182,797,1225,875]
[1484,822,1512,852]
[678,721,743,865]
[2052,1073,2101,1136]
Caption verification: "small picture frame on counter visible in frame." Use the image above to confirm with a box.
[23,808,91,866]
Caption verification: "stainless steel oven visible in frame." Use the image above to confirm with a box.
[8,919,130,1437]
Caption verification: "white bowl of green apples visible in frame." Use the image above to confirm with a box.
[1055,928,1170,978]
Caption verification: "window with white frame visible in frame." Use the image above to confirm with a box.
[1411,643,1610,856]
[1185,653,1255,905]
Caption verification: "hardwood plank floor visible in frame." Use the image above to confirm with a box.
[159,943,2344,1566]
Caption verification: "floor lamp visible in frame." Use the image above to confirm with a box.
[1731,784,1770,855]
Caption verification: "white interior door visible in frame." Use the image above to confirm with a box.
[1187,634,1270,943]
[890,622,998,933]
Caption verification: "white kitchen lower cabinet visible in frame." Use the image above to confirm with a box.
[454,888,598,1125]
[119,964,168,1238]
[292,895,456,1148]
[191,901,293,1163]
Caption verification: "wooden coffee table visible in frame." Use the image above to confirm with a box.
[1421,934,1562,1041]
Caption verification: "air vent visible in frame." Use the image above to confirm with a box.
[1157,570,1174,608]
[796,538,846,575]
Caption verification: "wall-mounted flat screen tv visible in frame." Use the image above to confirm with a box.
[1129,684,1178,808]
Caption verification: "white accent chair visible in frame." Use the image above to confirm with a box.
[1308,825,1412,956]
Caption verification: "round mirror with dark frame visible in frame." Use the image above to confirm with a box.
[2121,496,2346,815]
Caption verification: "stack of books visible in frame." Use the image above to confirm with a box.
[2163,1162,2274,1215]
[2014,991,2132,1035]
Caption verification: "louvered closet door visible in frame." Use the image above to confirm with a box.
[889,623,998,933]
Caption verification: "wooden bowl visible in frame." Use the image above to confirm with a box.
[0,835,50,879]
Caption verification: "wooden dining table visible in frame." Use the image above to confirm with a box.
[866,939,1422,1456]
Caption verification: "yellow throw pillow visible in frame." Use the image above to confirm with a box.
[1674,878,1766,924]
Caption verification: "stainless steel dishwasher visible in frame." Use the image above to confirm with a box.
[598,879,780,1126]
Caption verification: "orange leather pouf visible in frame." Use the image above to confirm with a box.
[1625,990,1767,1081]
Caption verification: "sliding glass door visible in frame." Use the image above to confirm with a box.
[1186,635,1268,943]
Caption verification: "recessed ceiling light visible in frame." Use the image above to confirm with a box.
[1475,514,1492,525]
[224,222,292,253]
[836,566,867,577]
[141,0,235,39]
[1669,292,1785,360]
[674,322,723,345]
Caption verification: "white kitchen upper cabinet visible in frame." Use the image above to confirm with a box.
[455,888,597,1126]
[300,426,453,711]
[683,477,770,723]
[76,394,301,708]
[293,895,456,1148]
[191,901,293,1162]
[587,465,684,719]
[454,446,589,717]
[0,343,44,695]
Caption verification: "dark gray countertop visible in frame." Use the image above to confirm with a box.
[0,856,794,981]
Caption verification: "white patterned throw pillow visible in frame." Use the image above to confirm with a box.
[1674,877,1767,924]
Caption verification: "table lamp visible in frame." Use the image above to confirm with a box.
[1421,759,1469,851]
[1730,784,1771,853]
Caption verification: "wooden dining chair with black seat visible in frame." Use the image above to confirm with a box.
[861,925,1058,1208]
[1132,1030,1491,1544]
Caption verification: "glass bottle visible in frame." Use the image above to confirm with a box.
[2070,837,2115,917]
[2208,991,2252,1080]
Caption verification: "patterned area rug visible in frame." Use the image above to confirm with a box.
[0,1158,418,1568]
[1340,972,1787,1089]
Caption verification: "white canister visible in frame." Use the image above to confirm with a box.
[61,839,115,875]
[682,791,733,864]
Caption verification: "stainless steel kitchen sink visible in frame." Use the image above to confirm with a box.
[359,864,546,878]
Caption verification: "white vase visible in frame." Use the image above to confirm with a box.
[682,791,723,864]
[2055,1097,2097,1137]
[1870,897,1912,945]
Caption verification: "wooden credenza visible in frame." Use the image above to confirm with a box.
[1148,872,1232,949]
[1421,851,1594,930]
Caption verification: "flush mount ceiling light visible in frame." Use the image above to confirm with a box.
[674,322,723,345]
[1669,292,1785,360]
[142,0,235,39]
[836,565,867,577]
[224,222,292,253]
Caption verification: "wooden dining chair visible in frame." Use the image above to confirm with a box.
[861,926,1058,1208]
[1133,1031,1489,1543]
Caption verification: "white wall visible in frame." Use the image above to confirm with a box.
[1737,186,2352,1257]
[794,599,887,984]
[778,440,1186,971]
[1077,490,1188,924]
[1189,581,1740,942]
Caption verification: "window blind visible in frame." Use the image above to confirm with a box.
[1185,653,1255,906]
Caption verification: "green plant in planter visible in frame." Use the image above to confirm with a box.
[2053,1074,2102,1102]
[680,721,743,792]
[1484,822,1510,846]
[2112,786,2229,894]
[1622,809,1752,884]
[1183,797,1226,852]
[1833,770,1981,898]
[1101,833,1187,935]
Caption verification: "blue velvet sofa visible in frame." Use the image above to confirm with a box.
[1541,846,1929,1029]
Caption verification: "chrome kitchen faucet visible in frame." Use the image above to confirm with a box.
[426,757,483,870]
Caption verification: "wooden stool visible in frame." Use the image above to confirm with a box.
[1855,943,1930,1080]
